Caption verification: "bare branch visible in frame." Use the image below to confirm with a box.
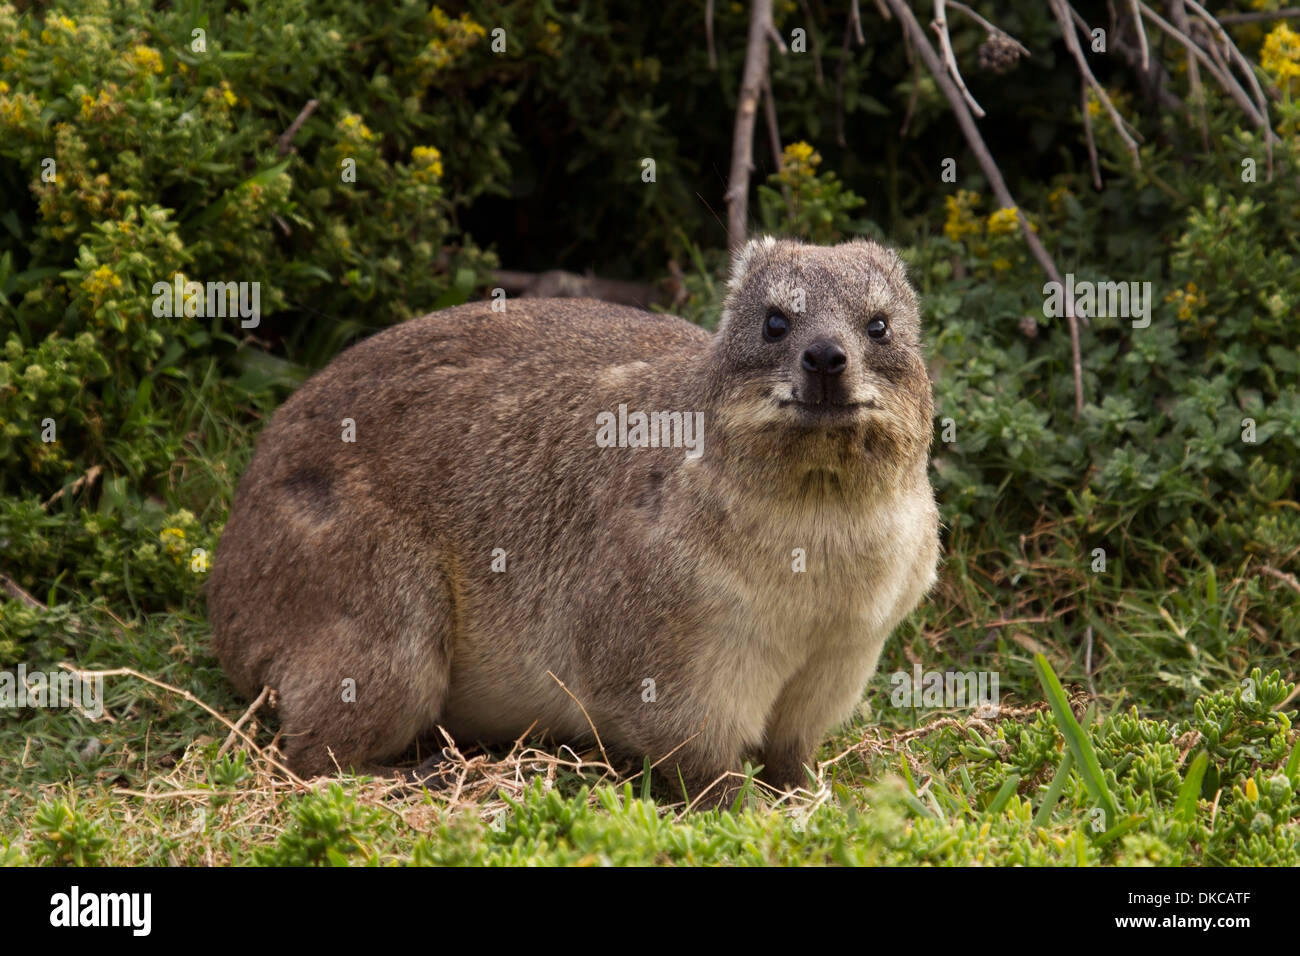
[947,0,1031,56]
[1182,0,1276,179]
[1218,7,1300,25]
[1137,1,1271,136]
[852,0,867,44]
[763,75,784,171]
[766,21,789,53]
[1169,0,1209,150]
[933,0,986,118]
[1126,0,1150,69]
[1,571,42,608]
[882,0,1086,417]
[1054,0,1143,170]
[276,99,318,157]
[706,0,717,69]
[727,0,775,252]
[1080,83,1103,189]
[835,13,854,147]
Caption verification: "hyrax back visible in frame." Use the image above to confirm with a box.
[209,237,940,796]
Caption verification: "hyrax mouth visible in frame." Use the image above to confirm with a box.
[777,394,879,426]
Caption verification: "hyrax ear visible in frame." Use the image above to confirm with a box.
[727,235,779,292]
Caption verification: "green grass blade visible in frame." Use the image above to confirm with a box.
[1032,749,1075,829]
[1033,653,1120,829]
[985,773,1021,817]
[1174,752,1209,823]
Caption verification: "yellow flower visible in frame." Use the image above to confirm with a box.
[942,189,982,242]
[1165,281,1207,322]
[986,207,1020,236]
[339,112,376,142]
[79,86,118,121]
[1262,24,1300,91]
[419,8,486,75]
[0,90,41,128]
[127,44,164,75]
[785,140,816,164]
[992,257,1012,272]
[40,14,76,45]
[82,265,123,302]
[159,527,188,558]
[411,145,444,181]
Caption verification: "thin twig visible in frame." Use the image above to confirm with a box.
[41,464,103,510]
[1080,82,1102,189]
[1,572,42,608]
[1136,1,1271,136]
[901,53,923,136]
[885,0,1086,417]
[57,664,308,787]
[1218,7,1300,24]
[1084,625,1098,699]
[1169,0,1209,151]
[276,99,318,157]
[1261,565,1300,596]
[767,21,789,53]
[834,13,854,147]
[946,0,1030,55]
[933,0,986,118]
[851,0,866,44]
[217,685,271,758]
[546,670,611,771]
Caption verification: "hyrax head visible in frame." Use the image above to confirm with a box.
[711,236,934,477]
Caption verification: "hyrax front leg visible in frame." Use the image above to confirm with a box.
[613,669,756,807]
[760,640,888,790]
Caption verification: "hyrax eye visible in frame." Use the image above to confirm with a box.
[866,315,890,339]
[763,311,790,342]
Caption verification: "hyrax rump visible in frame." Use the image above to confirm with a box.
[208,236,940,796]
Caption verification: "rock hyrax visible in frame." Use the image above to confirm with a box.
[208,236,940,798]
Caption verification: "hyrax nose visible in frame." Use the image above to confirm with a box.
[801,338,847,377]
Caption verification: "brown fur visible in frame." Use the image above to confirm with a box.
[208,236,941,797]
